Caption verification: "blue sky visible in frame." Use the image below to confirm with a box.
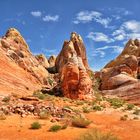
[0,0,140,70]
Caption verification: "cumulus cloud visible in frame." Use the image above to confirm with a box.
[73,10,111,28]
[112,20,140,40]
[93,45,123,58]
[122,20,140,33]
[43,15,59,22]
[87,32,114,43]
[96,45,123,53]
[92,50,106,58]
[31,11,42,17]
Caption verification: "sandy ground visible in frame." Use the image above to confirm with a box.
[0,111,140,140]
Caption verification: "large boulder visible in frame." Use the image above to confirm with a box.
[55,32,93,99]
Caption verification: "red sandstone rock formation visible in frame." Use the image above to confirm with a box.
[97,39,140,104]
[1,28,49,84]
[35,54,50,68]
[55,32,93,99]
[0,28,49,96]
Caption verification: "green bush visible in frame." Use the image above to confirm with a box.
[93,105,102,111]
[0,112,6,120]
[2,96,10,102]
[30,122,41,129]
[49,124,62,132]
[76,101,84,106]
[83,107,91,113]
[33,91,46,100]
[77,128,119,140]
[107,98,124,109]
[127,104,135,110]
[61,124,68,129]
[72,116,92,128]
[48,78,53,86]
[133,109,140,115]
[120,115,128,121]
[39,110,51,119]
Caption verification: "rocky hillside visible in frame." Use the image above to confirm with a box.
[0,28,93,99]
[96,39,140,105]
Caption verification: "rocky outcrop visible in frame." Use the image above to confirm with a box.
[35,54,50,68]
[97,39,140,104]
[102,81,140,105]
[1,28,49,85]
[48,55,56,67]
[55,32,93,99]
[104,39,140,78]
[97,39,140,91]
[0,28,49,96]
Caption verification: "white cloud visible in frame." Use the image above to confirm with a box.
[112,20,140,41]
[122,20,140,33]
[31,11,42,17]
[73,10,111,28]
[87,32,114,43]
[94,17,111,28]
[114,34,126,41]
[74,11,101,23]
[112,15,121,20]
[96,45,123,53]
[43,15,59,22]
[93,50,106,58]
[127,33,140,39]
[123,10,132,16]
[112,29,125,36]
[93,45,123,58]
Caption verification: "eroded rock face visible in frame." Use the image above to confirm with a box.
[0,28,48,85]
[56,32,93,99]
[35,54,50,68]
[97,39,140,91]
[48,55,56,67]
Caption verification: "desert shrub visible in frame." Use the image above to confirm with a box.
[107,98,124,109]
[49,124,62,132]
[133,109,140,115]
[77,128,119,140]
[48,78,53,86]
[2,96,10,102]
[83,107,91,113]
[93,105,102,111]
[133,117,139,120]
[33,91,46,100]
[93,77,101,92]
[0,112,6,120]
[72,116,92,128]
[39,110,51,119]
[126,104,135,110]
[76,100,84,106]
[30,122,41,129]
[120,115,128,121]
[61,124,68,129]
